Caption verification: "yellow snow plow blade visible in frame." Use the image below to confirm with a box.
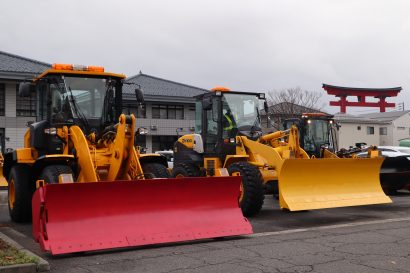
[279,157,392,211]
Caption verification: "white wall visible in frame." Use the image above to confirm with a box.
[391,112,410,145]
[379,125,392,146]
[337,122,382,149]
[5,83,16,118]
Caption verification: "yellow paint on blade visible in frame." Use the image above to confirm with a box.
[279,157,392,211]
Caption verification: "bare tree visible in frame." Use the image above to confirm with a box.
[267,87,324,113]
[264,87,325,130]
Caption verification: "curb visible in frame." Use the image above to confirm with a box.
[0,230,49,272]
[0,264,36,273]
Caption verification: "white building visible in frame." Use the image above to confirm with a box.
[335,111,410,148]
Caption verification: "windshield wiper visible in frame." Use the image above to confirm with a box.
[250,107,261,136]
[67,86,90,133]
[100,81,115,127]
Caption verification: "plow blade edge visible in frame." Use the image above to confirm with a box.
[278,158,392,211]
[32,177,252,255]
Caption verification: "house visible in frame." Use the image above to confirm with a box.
[359,111,410,146]
[333,114,389,149]
[0,51,50,151]
[123,72,208,152]
[334,111,410,148]
[0,51,208,153]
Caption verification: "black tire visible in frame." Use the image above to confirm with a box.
[8,164,34,223]
[228,162,264,217]
[142,163,170,178]
[40,165,73,184]
[172,163,201,178]
[381,180,406,196]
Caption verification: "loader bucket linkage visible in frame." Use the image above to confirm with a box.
[32,176,252,255]
[279,157,392,211]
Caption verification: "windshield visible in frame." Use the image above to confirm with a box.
[222,93,262,129]
[64,77,108,118]
[303,119,331,153]
[50,76,116,124]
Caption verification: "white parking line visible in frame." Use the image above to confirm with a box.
[248,216,410,238]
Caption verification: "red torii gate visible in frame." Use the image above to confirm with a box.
[322,84,402,113]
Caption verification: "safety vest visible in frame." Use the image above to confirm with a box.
[223,114,234,131]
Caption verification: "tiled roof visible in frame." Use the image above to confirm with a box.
[124,72,208,98]
[358,110,410,121]
[0,51,50,73]
[323,84,402,93]
[334,113,390,124]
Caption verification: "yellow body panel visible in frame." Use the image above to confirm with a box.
[204,157,222,170]
[0,153,7,187]
[16,148,35,164]
[177,135,195,149]
[278,157,391,211]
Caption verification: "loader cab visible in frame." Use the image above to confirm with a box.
[197,89,266,160]
[19,64,126,155]
[285,113,337,158]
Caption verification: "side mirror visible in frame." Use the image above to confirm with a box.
[135,88,144,103]
[136,127,148,135]
[202,97,212,110]
[19,82,35,97]
[264,101,269,113]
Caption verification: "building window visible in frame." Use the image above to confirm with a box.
[357,126,361,130]
[152,135,178,152]
[379,127,387,135]
[124,102,146,118]
[152,104,184,119]
[134,134,146,148]
[16,84,36,116]
[0,128,4,153]
[367,126,374,135]
[0,84,5,116]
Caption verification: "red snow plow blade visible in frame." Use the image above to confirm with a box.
[32,177,252,255]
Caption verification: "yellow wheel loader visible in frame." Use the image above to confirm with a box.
[2,65,252,255]
[172,88,391,216]
[284,113,410,194]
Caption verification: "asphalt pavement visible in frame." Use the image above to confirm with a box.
[1,190,410,272]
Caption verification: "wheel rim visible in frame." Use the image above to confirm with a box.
[231,171,244,203]
[175,174,185,178]
[8,179,15,209]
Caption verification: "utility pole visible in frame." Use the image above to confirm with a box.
[397,102,405,111]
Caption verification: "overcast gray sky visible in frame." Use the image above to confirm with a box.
[2,0,410,114]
